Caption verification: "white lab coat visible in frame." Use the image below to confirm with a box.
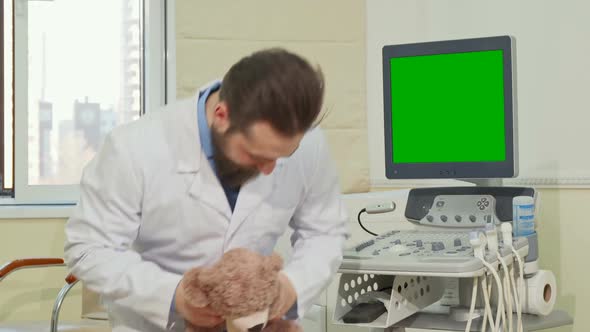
[64,83,350,332]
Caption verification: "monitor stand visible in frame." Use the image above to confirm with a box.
[462,178,503,187]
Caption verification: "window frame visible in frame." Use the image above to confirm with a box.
[1,0,15,196]
[0,0,4,192]
[1,0,175,206]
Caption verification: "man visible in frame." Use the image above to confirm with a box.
[64,48,349,331]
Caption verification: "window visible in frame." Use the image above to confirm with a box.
[1,0,173,204]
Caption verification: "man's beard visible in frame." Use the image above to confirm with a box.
[211,128,259,189]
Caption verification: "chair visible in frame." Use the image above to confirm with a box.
[0,258,110,332]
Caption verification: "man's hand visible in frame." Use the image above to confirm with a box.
[174,279,224,328]
[269,272,298,320]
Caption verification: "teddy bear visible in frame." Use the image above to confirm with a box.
[180,248,302,332]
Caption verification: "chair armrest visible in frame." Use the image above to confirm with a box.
[0,258,84,332]
[65,273,78,284]
[0,258,65,282]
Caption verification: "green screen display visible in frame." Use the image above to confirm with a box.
[390,50,506,163]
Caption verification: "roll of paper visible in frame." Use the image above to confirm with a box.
[523,269,557,316]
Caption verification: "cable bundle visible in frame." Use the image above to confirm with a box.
[464,224,525,332]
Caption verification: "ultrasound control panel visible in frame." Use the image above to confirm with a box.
[340,187,535,275]
[416,195,496,227]
[342,230,527,274]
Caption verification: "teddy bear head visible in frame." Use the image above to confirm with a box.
[182,248,284,331]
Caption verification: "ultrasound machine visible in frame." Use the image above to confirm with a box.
[332,36,573,332]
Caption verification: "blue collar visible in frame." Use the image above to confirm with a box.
[197,81,222,159]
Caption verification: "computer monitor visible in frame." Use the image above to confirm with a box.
[382,36,517,184]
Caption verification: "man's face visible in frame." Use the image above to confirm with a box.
[211,119,302,189]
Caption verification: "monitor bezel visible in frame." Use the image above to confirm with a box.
[383,35,517,180]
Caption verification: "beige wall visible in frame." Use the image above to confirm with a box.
[176,0,369,194]
[531,189,587,332]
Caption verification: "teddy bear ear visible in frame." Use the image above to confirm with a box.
[186,287,210,308]
[182,267,211,308]
[267,252,283,272]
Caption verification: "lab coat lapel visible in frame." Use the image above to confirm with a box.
[188,158,232,221]
[173,86,232,221]
[227,169,276,237]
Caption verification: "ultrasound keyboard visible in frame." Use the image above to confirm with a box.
[341,229,528,275]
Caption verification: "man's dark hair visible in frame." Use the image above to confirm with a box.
[219,48,325,137]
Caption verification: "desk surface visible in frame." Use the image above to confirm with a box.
[379,310,573,332]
